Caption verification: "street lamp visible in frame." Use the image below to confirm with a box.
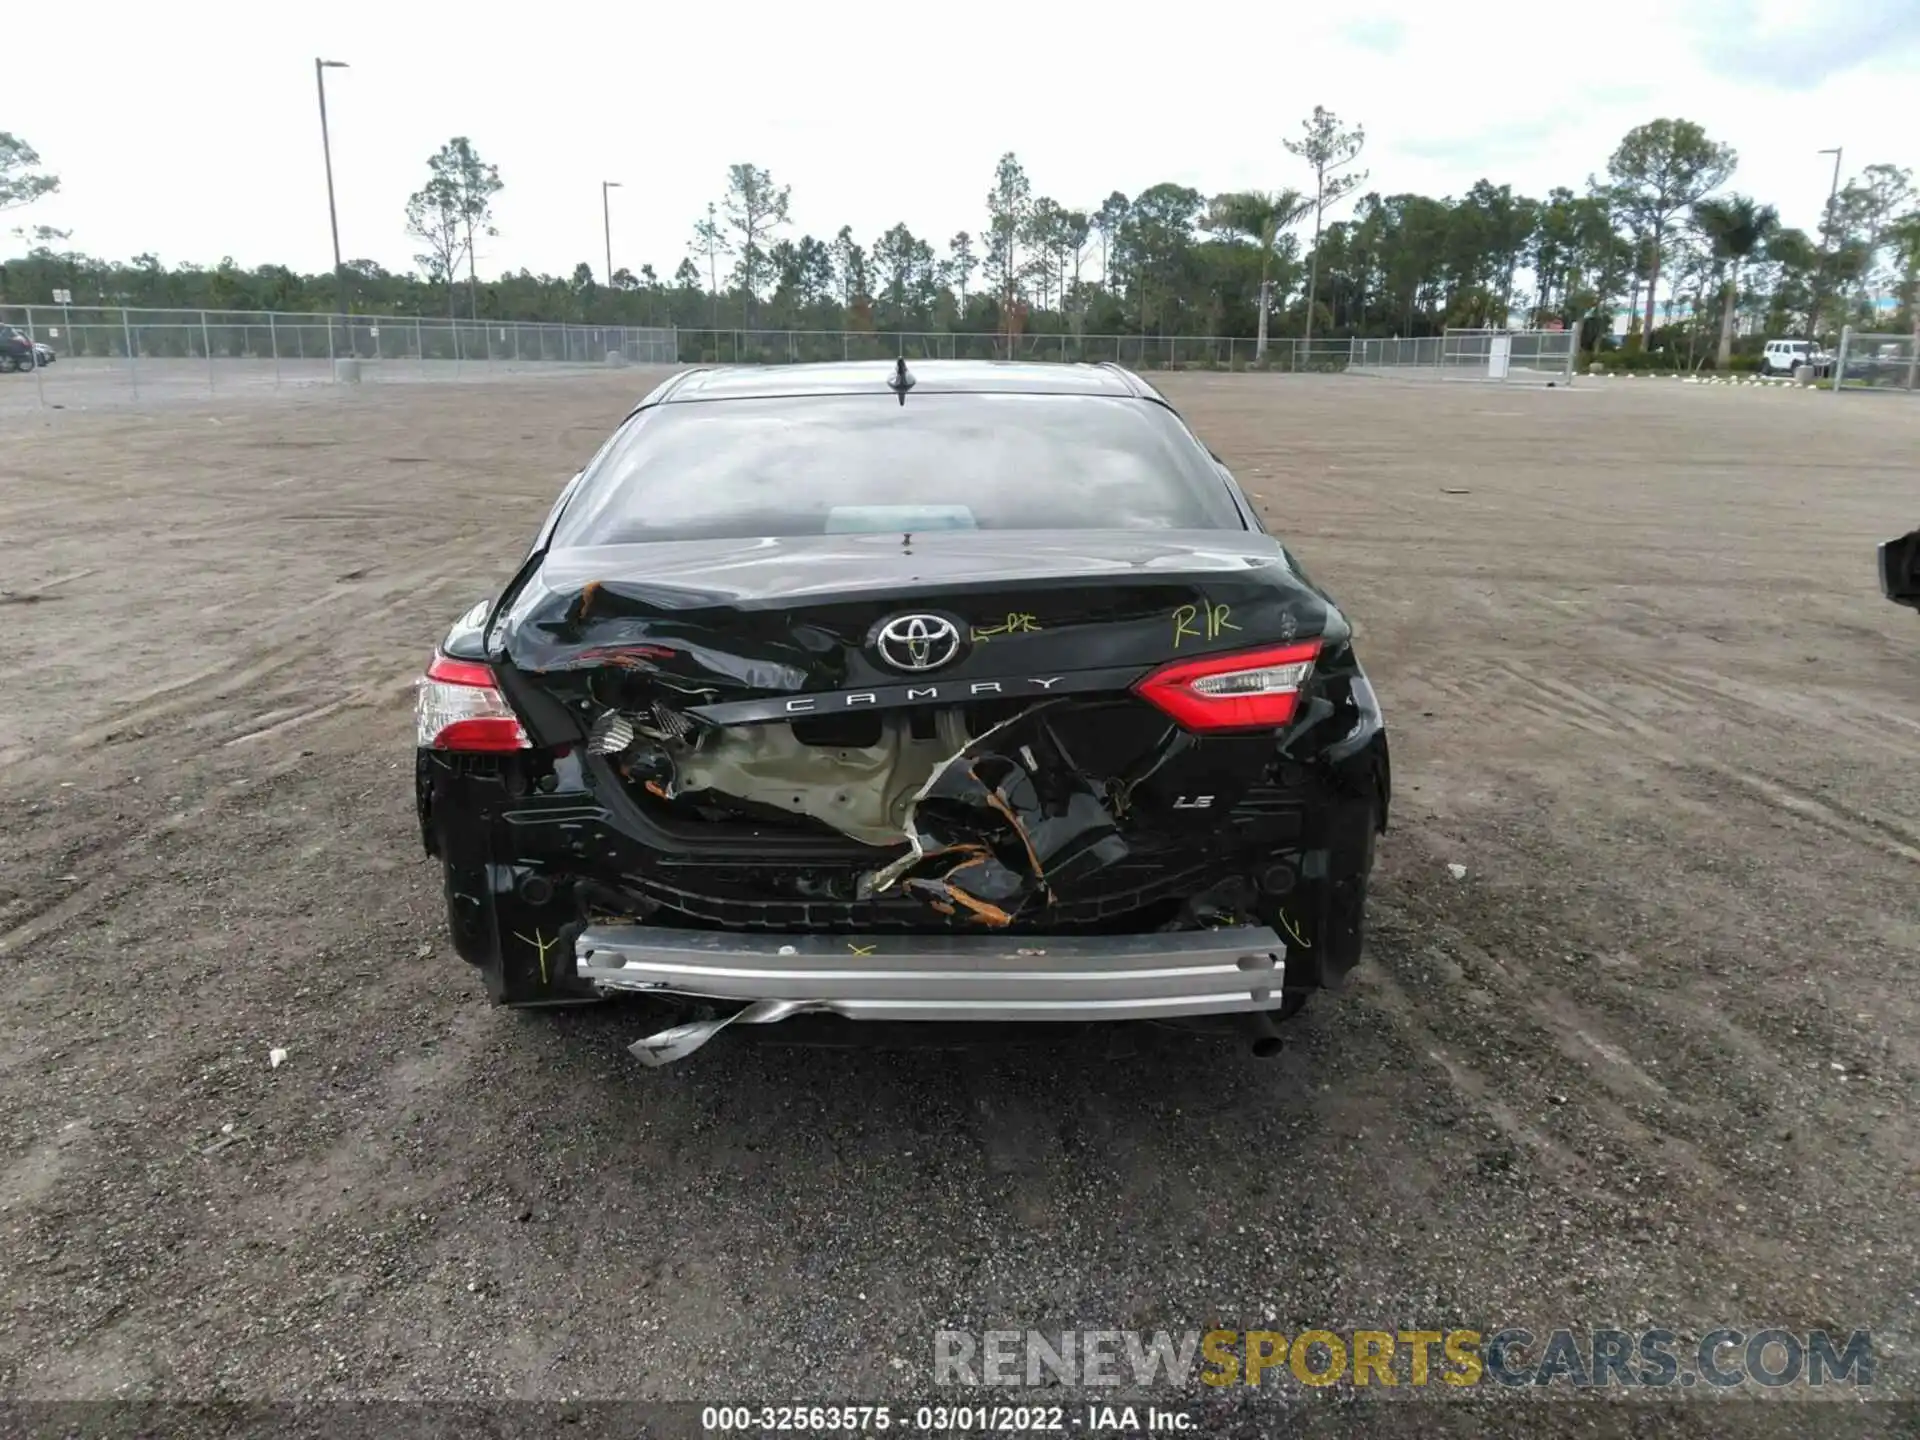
[315,58,349,317]
[1809,145,1842,342]
[602,181,622,289]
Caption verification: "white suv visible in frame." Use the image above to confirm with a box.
[1760,339,1832,377]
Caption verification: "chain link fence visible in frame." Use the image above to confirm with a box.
[2,305,1396,412]
[1351,328,1577,384]
[667,329,1355,371]
[0,304,678,409]
[1832,327,1920,392]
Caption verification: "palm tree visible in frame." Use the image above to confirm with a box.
[1205,189,1311,360]
[1692,194,1779,369]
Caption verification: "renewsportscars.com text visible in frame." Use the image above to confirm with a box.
[933,1327,1876,1389]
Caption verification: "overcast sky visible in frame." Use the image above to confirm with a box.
[10,0,1920,282]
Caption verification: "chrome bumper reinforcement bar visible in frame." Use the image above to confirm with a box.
[573,925,1287,1066]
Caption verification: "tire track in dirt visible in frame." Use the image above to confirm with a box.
[1357,965,1593,1186]
[1460,653,1920,866]
[1624,663,1920,761]
[0,738,347,956]
[1413,643,1919,1075]
[1368,898,1743,1210]
[14,562,474,772]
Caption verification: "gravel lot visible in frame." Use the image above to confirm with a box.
[1,369,1915,1423]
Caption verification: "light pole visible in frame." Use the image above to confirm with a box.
[1809,145,1842,342]
[602,181,622,290]
[315,58,350,317]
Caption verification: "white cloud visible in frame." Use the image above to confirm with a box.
[1685,0,1920,89]
[1337,14,1407,55]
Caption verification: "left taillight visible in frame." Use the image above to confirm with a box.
[1134,640,1322,732]
[415,654,531,752]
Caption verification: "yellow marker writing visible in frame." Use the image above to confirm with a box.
[514,929,560,984]
[1172,601,1238,648]
[1172,604,1201,647]
[970,612,1042,642]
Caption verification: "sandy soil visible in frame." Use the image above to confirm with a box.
[1,368,1915,1418]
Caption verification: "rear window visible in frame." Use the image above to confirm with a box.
[553,392,1245,545]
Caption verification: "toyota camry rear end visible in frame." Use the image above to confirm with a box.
[414,360,1390,1064]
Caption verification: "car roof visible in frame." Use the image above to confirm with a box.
[647,359,1165,406]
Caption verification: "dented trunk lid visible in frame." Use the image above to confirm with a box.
[492,528,1336,727]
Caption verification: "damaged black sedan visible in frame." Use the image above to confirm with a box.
[415,360,1390,1064]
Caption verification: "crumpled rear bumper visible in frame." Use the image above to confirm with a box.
[575,924,1286,1064]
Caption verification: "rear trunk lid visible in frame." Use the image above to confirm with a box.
[495,529,1333,706]
[487,530,1340,927]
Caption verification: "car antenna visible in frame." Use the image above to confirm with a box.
[887,355,915,406]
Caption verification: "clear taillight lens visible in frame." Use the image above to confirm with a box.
[1134,640,1321,731]
[415,655,531,752]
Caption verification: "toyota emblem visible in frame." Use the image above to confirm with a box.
[875,613,962,672]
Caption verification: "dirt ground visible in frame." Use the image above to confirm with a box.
[1,368,1916,1418]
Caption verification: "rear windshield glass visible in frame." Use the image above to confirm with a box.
[553,392,1244,545]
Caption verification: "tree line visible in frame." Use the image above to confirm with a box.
[5,116,1919,367]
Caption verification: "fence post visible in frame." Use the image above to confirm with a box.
[1831,326,1850,393]
[122,307,139,398]
[201,310,215,393]
[269,311,280,386]
[23,310,46,408]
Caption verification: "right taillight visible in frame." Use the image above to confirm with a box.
[1134,640,1321,732]
[415,654,531,752]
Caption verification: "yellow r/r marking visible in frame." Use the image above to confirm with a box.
[846,943,876,957]
[1173,601,1239,648]
[514,928,560,983]
[1172,604,1201,647]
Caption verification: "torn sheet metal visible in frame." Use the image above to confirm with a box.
[628,998,818,1067]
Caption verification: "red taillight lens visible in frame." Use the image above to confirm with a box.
[1134,640,1321,732]
[415,654,531,752]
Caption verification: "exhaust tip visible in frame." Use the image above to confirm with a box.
[1244,1008,1285,1058]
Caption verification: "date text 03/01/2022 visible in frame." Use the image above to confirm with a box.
[698,1404,1195,1432]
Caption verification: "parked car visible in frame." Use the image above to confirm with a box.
[0,324,35,372]
[413,360,1391,1065]
[1882,530,1919,612]
[1759,338,1832,377]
